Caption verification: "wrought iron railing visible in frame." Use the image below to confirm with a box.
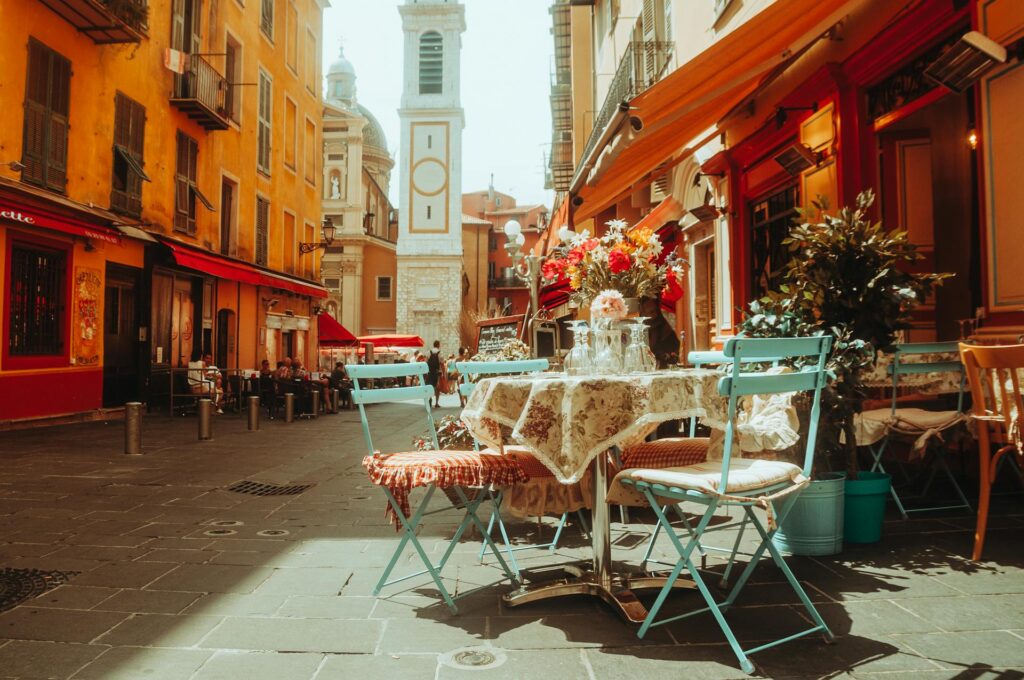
[489,276,527,289]
[576,40,674,174]
[172,54,230,128]
[101,0,149,33]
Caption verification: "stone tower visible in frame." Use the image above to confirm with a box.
[396,0,465,351]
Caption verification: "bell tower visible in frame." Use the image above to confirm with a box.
[395,0,465,352]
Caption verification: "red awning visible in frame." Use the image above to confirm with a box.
[0,200,121,244]
[358,334,425,348]
[318,313,357,347]
[162,238,329,298]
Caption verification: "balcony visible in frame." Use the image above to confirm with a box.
[549,133,574,193]
[577,40,674,169]
[551,84,572,132]
[170,55,231,131]
[37,0,148,44]
[550,2,571,74]
[488,276,527,289]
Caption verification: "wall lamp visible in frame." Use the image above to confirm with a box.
[775,102,819,129]
[299,218,337,254]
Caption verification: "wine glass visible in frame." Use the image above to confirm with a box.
[591,318,623,375]
[564,320,592,376]
[624,318,657,373]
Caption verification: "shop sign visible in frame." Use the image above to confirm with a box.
[0,202,121,244]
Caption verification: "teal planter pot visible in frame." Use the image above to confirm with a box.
[843,471,892,544]
[773,472,845,556]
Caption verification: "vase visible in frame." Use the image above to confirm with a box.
[772,472,845,556]
[843,471,892,544]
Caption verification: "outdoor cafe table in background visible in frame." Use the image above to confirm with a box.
[460,369,801,623]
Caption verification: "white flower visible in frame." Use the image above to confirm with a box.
[570,229,591,246]
[646,233,663,258]
[606,219,629,232]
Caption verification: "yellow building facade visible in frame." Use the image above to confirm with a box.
[0,0,328,423]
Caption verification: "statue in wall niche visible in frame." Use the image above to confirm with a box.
[330,175,341,200]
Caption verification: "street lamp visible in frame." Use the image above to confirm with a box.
[299,218,337,254]
[502,219,545,356]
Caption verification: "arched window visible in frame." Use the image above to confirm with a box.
[418,31,443,94]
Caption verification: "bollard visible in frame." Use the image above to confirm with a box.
[331,389,340,414]
[198,399,213,440]
[310,390,320,419]
[284,393,295,423]
[247,395,260,431]
[124,401,142,455]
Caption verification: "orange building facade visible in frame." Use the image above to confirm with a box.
[0,0,328,423]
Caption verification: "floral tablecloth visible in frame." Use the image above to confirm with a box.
[461,369,730,484]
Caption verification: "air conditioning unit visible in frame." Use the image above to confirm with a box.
[773,143,818,176]
[925,31,1007,94]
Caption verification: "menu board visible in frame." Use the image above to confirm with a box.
[476,315,524,355]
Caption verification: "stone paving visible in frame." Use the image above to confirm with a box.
[0,396,1022,679]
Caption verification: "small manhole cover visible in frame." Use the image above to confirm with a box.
[256,529,289,537]
[0,568,78,613]
[226,481,315,497]
[440,647,506,671]
[207,520,243,527]
[203,528,237,536]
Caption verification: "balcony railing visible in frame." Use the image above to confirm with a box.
[549,135,574,192]
[577,40,674,173]
[37,0,148,44]
[489,276,527,289]
[170,55,231,131]
[550,84,572,132]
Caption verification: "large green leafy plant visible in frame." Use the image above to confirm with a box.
[740,190,951,477]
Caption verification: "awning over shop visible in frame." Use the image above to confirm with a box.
[161,238,329,299]
[358,334,425,348]
[571,0,855,222]
[0,199,121,244]
[318,313,358,347]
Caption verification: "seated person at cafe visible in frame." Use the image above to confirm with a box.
[292,359,309,380]
[330,362,353,409]
[259,359,273,378]
[274,358,293,380]
[187,351,223,413]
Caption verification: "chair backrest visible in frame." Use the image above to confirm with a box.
[717,336,832,481]
[888,341,966,413]
[959,343,1024,447]
[686,349,782,436]
[455,359,549,398]
[347,362,438,455]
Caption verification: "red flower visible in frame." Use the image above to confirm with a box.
[582,238,599,251]
[567,247,585,266]
[662,269,684,302]
[608,248,631,274]
[542,258,567,280]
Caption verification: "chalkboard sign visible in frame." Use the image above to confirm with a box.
[475,315,524,355]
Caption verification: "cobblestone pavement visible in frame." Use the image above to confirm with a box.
[0,396,1022,679]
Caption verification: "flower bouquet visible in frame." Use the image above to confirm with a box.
[541,219,686,307]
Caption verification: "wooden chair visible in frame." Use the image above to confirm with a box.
[958,343,1024,560]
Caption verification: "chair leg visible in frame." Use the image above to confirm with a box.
[477,493,499,562]
[936,450,973,513]
[719,510,749,589]
[973,443,993,561]
[870,442,908,519]
[453,487,520,584]
[549,512,569,552]
[639,506,666,566]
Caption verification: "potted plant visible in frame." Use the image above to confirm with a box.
[742,190,950,551]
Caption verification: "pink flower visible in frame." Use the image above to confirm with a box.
[608,248,631,274]
[590,289,627,321]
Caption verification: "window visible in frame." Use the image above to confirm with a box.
[305,28,318,95]
[260,0,273,40]
[174,131,213,233]
[284,96,297,170]
[304,117,316,184]
[224,37,241,122]
[21,39,71,192]
[219,177,237,256]
[286,3,298,72]
[487,261,496,280]
[171,0,200,53]
[111,92,149,217]
[255,196,269,266]
[7,242,67,358]
[488,233,497,251]
[376,276,393,301]
[749,184,799,299]
[283,210,296,273]
[418,31,443,94]
[257,69,272,174]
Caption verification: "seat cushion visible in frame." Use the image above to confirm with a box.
[626,458,805,496]
[853,408,965,447]
[621,437,709,469]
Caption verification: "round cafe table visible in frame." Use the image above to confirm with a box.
[461,368,740,623]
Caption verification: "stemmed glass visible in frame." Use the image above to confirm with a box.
[623,317,657,373]
[592,318,624,375]
[564,320,592,376]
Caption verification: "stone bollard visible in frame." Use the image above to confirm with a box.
[198,399,213,440]
[124,402,142,455]
[247,395,260,431]
[310,390,320,419]
[331,389,340,414]
[284,393,295,423]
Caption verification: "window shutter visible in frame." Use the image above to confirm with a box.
[171,0,186,51]
[255,198,269,266]
[22,40,70,191]
[44,53,70,192]
[21,102,46,185]
[174,132,189,232]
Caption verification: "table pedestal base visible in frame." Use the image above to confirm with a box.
[502,569,695,624]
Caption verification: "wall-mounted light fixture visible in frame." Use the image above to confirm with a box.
[773,143,820,176]
[2,160,25,173]
[692,171,725,187]
[299,217,337,254]
[925,31,1007,94]
[774,103,819,129]
[967,128,979,150]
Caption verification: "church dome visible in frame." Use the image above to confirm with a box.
[328,46,356,77]
[357,104,388,153]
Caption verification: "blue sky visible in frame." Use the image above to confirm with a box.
[322,0,555,209]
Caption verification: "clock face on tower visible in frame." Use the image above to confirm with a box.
[411,158,448,196]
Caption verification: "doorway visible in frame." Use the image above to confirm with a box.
[103,264,142,407]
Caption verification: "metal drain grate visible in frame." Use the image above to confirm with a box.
[0,568,78,613]
[226,481,314,497]
[440,646,506,671]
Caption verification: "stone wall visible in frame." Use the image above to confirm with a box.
[396,255,463,352]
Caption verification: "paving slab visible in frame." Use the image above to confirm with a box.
[69,646,213,680]
[198,616,383,653]
[0,640,108,679]
[191,650,325,680]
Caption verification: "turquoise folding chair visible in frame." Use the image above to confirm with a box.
[456,359,589,570]
[856,341,970,519]
[620,336,833,674]
[350,362,521,613]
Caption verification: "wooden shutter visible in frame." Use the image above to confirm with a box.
[174,131,191,232]
[255,198,269,266]
[257,71,271,173]
[22,40,70,192]
[170,0,185,50]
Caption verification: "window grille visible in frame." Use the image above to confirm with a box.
[377,277,392,301]
[8,244,66,356]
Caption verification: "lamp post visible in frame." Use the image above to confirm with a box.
[298,217,337,254]
[502,219,544,357]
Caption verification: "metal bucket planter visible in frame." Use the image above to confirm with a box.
[843,471,892,544]
[773,472,845,556]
